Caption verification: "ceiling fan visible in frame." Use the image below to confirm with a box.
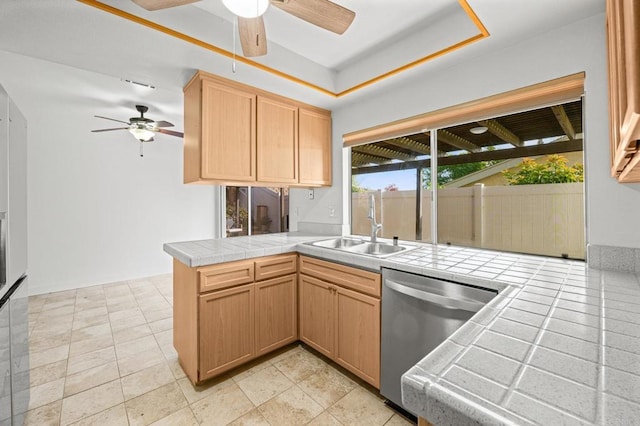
[91,105,183,156]
[131,0,356,57]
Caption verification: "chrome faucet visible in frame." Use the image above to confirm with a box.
[367,193,382,243]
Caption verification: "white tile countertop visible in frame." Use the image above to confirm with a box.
[163,233,640,425]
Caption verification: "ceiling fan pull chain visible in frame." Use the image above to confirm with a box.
[232,17,237,73]
[139,140,144,157]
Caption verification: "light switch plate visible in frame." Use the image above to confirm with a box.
[308,189,314,200]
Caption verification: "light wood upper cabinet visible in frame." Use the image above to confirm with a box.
[184,77,256,183]
[183,71,331,186]
[299,108,332,186]
[607,0,640,182]
[257,96,298,183]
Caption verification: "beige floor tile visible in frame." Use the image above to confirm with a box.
[177,376,234,405]
[25,377,65,411]
[298,366,357,408]
[73,304,108,319]
[64,361,120,397]
[307,411,344,426]
[67,346,116,375]
[69,334,114,357]
[112,324,152,345]
[22,399,62,426]
[236,365,294,406]
[257,385,324,425]
[227,408,270,426]
[70,323,112,343]
[115,335,159,360]
[154,329,173,346]
[31,319,74,337]
[28,298,46,314]
[107,297,139,313]
[121,362,175,400]
[266,345,302,365]
[231,359,272,383]
[148,317,172,334]
[149,407,198,426]
[125,382,188,426]
[68,403,128,426]
[191,382,254,426]
[328,387,394,426]
[29,330,71,352]
[118,346,166,377]
[108,307,143,322]
[142,308,172,324]
[110,313,147,332]
[41,302,75,316]
[30,344,70,369]
[273,348,326,382]
[384,413,415,425]
[167,357,187,380]
[28,360,68,387]
[158,342,178,360]
[74,299,107,312]
[60,379,124,425]
[72,313,110,331]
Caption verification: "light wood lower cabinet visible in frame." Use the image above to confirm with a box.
[299,256,381,388]
[199,283,255,381]
[255,275,298,356]
[173,253,297,385]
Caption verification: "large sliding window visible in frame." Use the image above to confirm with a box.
[350,94,585,259]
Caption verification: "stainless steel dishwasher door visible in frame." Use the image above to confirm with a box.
[380,268,497,415]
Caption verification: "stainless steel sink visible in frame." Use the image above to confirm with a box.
[309,238,416,258]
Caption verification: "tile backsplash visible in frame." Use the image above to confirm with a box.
[587,244,640,273]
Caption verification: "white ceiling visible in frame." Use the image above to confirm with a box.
[0,0,605,109]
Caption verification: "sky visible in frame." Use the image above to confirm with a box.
[354,169,419,191]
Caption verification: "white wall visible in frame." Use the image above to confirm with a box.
[292,12,640,250]
[0,52,217,295]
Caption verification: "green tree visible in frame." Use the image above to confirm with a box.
[351,175,367,192]
[422,160,501,188]
[502,154,584,185]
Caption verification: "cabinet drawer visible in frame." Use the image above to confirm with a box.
[198,260,255,293]
[254,254,297,281]
[299,256,381,298]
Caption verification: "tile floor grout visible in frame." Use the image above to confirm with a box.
[21,274,415,425]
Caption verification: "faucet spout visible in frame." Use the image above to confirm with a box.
[368,193,382,243]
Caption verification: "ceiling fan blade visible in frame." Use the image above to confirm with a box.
[157,129,184,138]
[94,115,130,125]
[91,127,129,132]
[271,0,355,34]
[238,17,268,57]
[154,120,174,128]
[131,0,201,11]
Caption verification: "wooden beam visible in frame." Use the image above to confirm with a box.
[353,139,583,175]
[352,144,416,161]
[437,130,480,152]
[351,151,392,166]
[477,119,523,147]
[385,137,432,156]
[551,105,576,140]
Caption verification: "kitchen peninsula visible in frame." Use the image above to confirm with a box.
[165,232,640,425]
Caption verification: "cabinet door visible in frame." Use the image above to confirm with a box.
[334,286,381,388]
[298,275,334,358]
[255,274,297,356]
[257,96,298,183]
[299,108,331,186]
[201,80,256,181]
[199,284,254,381]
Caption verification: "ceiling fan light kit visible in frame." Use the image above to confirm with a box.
[223,0,269,18]
[128,126,155,141]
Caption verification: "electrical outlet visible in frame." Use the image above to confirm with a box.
[328,206,335,217]
[308,189,314,200]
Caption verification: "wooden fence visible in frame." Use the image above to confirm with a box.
[352,182,585,259]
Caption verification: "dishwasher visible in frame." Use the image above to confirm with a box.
[381,268,497,416]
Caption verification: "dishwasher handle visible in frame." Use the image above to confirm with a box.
[385,279,485,312]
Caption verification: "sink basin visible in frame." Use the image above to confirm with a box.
[310,238,416,258]
[312,237,365,249]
